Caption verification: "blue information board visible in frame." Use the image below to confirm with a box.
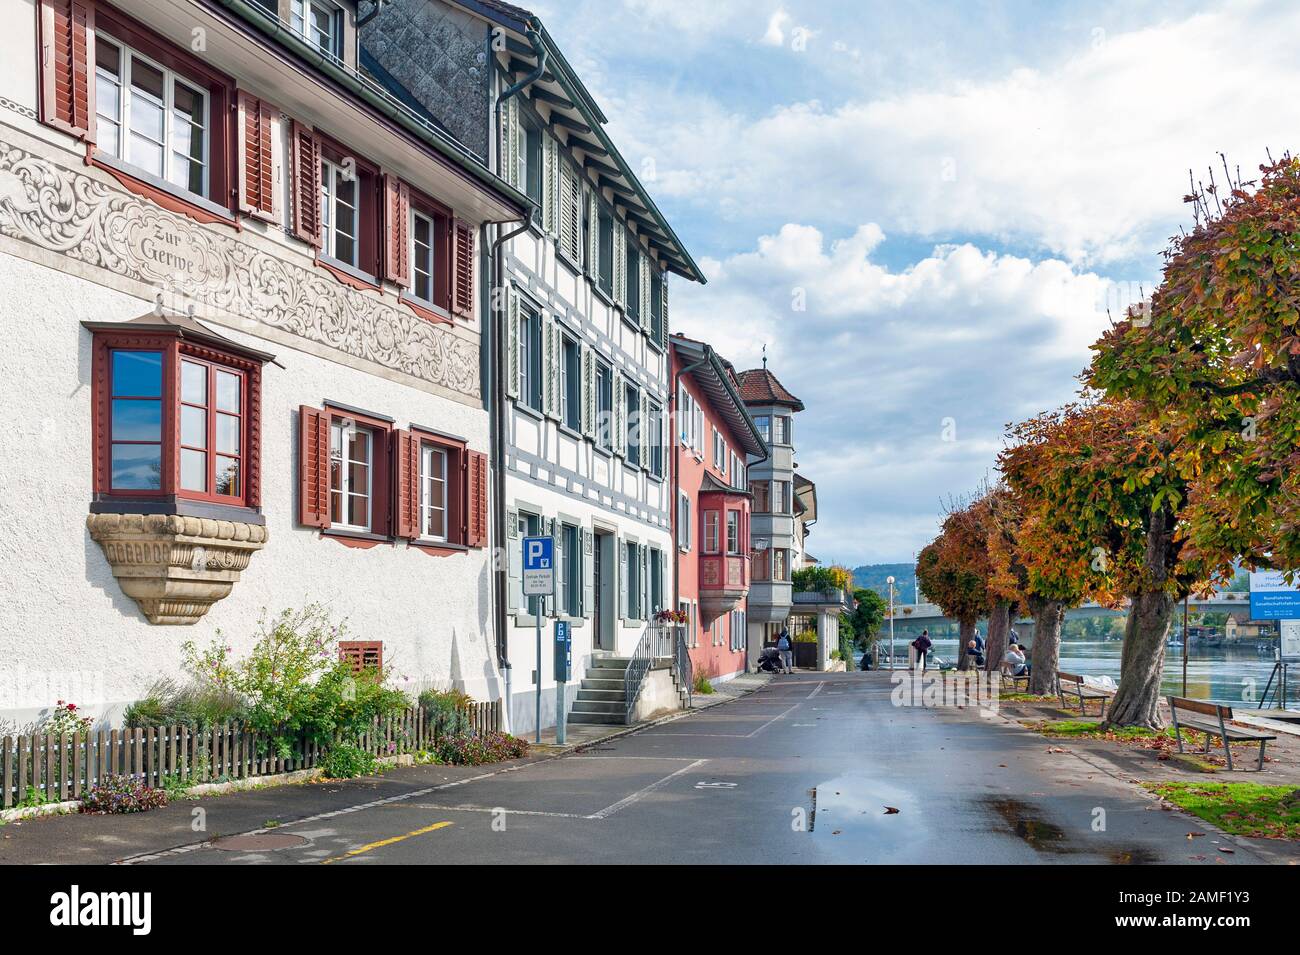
[554,620,571,682]
[1249,571,1300,620]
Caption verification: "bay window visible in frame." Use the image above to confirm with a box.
[754,415,771,445]
[703,510,719,554]
[179,358,244,500]
[90,319,269,513]
[727,510,741,555]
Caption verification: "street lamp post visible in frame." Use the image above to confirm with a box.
[887,575,896,671]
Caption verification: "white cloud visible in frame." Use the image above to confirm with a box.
[674,224,1120,562]
[609,0,1300,266]
[761,8,791,46]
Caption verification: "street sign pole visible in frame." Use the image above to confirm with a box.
[522,536,556,744]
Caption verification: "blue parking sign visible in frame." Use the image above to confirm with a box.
[522,536,554,596]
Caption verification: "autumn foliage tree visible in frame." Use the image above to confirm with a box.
[1001,398,1227,726]
[1090,157,1300,575]
[916,496,996,670]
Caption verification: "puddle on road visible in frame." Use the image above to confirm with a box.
[981,796,1158,863]
[808,773,922,858]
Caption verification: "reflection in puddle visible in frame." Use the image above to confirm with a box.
[983,796,1157,864]
[809,774,921,860]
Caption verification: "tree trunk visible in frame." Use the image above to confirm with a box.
[956,619,976,670]
[985,603,1011,673]
[1102,590,1175,729]
[1028,598,1065,695]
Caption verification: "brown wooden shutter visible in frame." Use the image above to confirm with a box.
[393,429,419,539]
[298,405,330,528]
[238,92,276,221]
[383,174,411,288]
[466,449,488,548]
[339,641,383,674]
[290,121,322,246]
[450,218,474,319]
[38,0,94,138]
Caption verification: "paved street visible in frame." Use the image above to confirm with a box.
[45,671,1259,865]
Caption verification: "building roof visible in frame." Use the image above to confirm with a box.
[794,473,817,524]
[671,335,769,458]
[735,368,804,411]
[81,311,280,365]
[449,0,704,283]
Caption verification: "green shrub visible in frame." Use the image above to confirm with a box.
[81,774,168,814]
[794,630,818,643]
[434,731,528,766]
[124,678,245,730]
[321,744,377,779]
[419,687,474,737]
[183,605,411,759]
[692,672,714,695]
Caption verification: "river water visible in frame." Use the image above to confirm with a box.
[867,637,1292,707]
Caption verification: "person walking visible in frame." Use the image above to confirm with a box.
[912,629,932,672]
[776,627,793,674]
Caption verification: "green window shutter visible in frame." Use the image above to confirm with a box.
[586,189,599,277]
[639,254,652,333]
[543,316,559,419]
[580,344,595,438]
[613,225,626,305]
[659,275,670,349]
[505,287,521,400]
[559,162,580,258]
[542,134,558,234]
[546,518,559,618]
[581,528,594,618]
[639,388,649,471]
[499,95,519,188]
[506,507,520,611]
[555,522,566,616]
[612,369,625,457]
[618,538,629,621]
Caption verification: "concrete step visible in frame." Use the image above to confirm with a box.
[586,663,629,677]
[580,677,626,691]
[568,711,626,725]
[570,700,625,715]
[575,688,626,703]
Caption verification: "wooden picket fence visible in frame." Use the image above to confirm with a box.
[0,700,501,809]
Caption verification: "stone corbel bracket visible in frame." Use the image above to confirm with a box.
[87,513,268,625]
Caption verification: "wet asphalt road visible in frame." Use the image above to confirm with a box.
[108,670,1270,865]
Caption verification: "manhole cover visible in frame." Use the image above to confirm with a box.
[211,832,309,851]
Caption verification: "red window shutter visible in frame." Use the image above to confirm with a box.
[290,120,322,246]
[38,0,94,138]
[238,92,276,220]
[450,218,474,319]
[339,641,383,674]
[466,449,488,548]
[298,405,330,528]
[394,429,419,539]
[383,174,411,287]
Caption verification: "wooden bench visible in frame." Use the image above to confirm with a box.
[1167,696,1276,771]
[1057,671,1115,716]
[999,663,1031,692]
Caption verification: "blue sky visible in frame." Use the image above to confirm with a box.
[527,0,1297,565]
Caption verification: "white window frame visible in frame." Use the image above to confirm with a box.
[726,509,740,555]
[291,0,343,59]
[419,443,448,543]
[410,207,436,307]
[330,419,372,532]
[678,491,691,552]
[94,32,210,199]
[703,510,720,554]
[321,156,358,267]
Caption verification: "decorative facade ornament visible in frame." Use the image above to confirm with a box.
[86,513,268,625]
[0,137,479,398]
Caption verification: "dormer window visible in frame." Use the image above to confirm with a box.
[292,0,343,59]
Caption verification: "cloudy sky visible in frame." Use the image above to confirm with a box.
[528,0,1298,565]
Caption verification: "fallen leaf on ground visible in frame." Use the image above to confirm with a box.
[1217,847,1236,854]
[1186,832,1204,839]
[883,806,900,814]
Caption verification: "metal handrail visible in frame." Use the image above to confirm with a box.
[676,629,692,709]
[624,627,655,725]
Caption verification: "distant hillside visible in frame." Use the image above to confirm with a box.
[851,563,918,603]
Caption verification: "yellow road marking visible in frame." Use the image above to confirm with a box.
[320,821,453,864]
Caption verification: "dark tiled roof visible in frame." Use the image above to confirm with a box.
[736,369,804,411]
[474,0,535,22]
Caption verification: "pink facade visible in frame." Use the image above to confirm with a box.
[670,337,767,683]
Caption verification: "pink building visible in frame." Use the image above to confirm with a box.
[670,336,769,684]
